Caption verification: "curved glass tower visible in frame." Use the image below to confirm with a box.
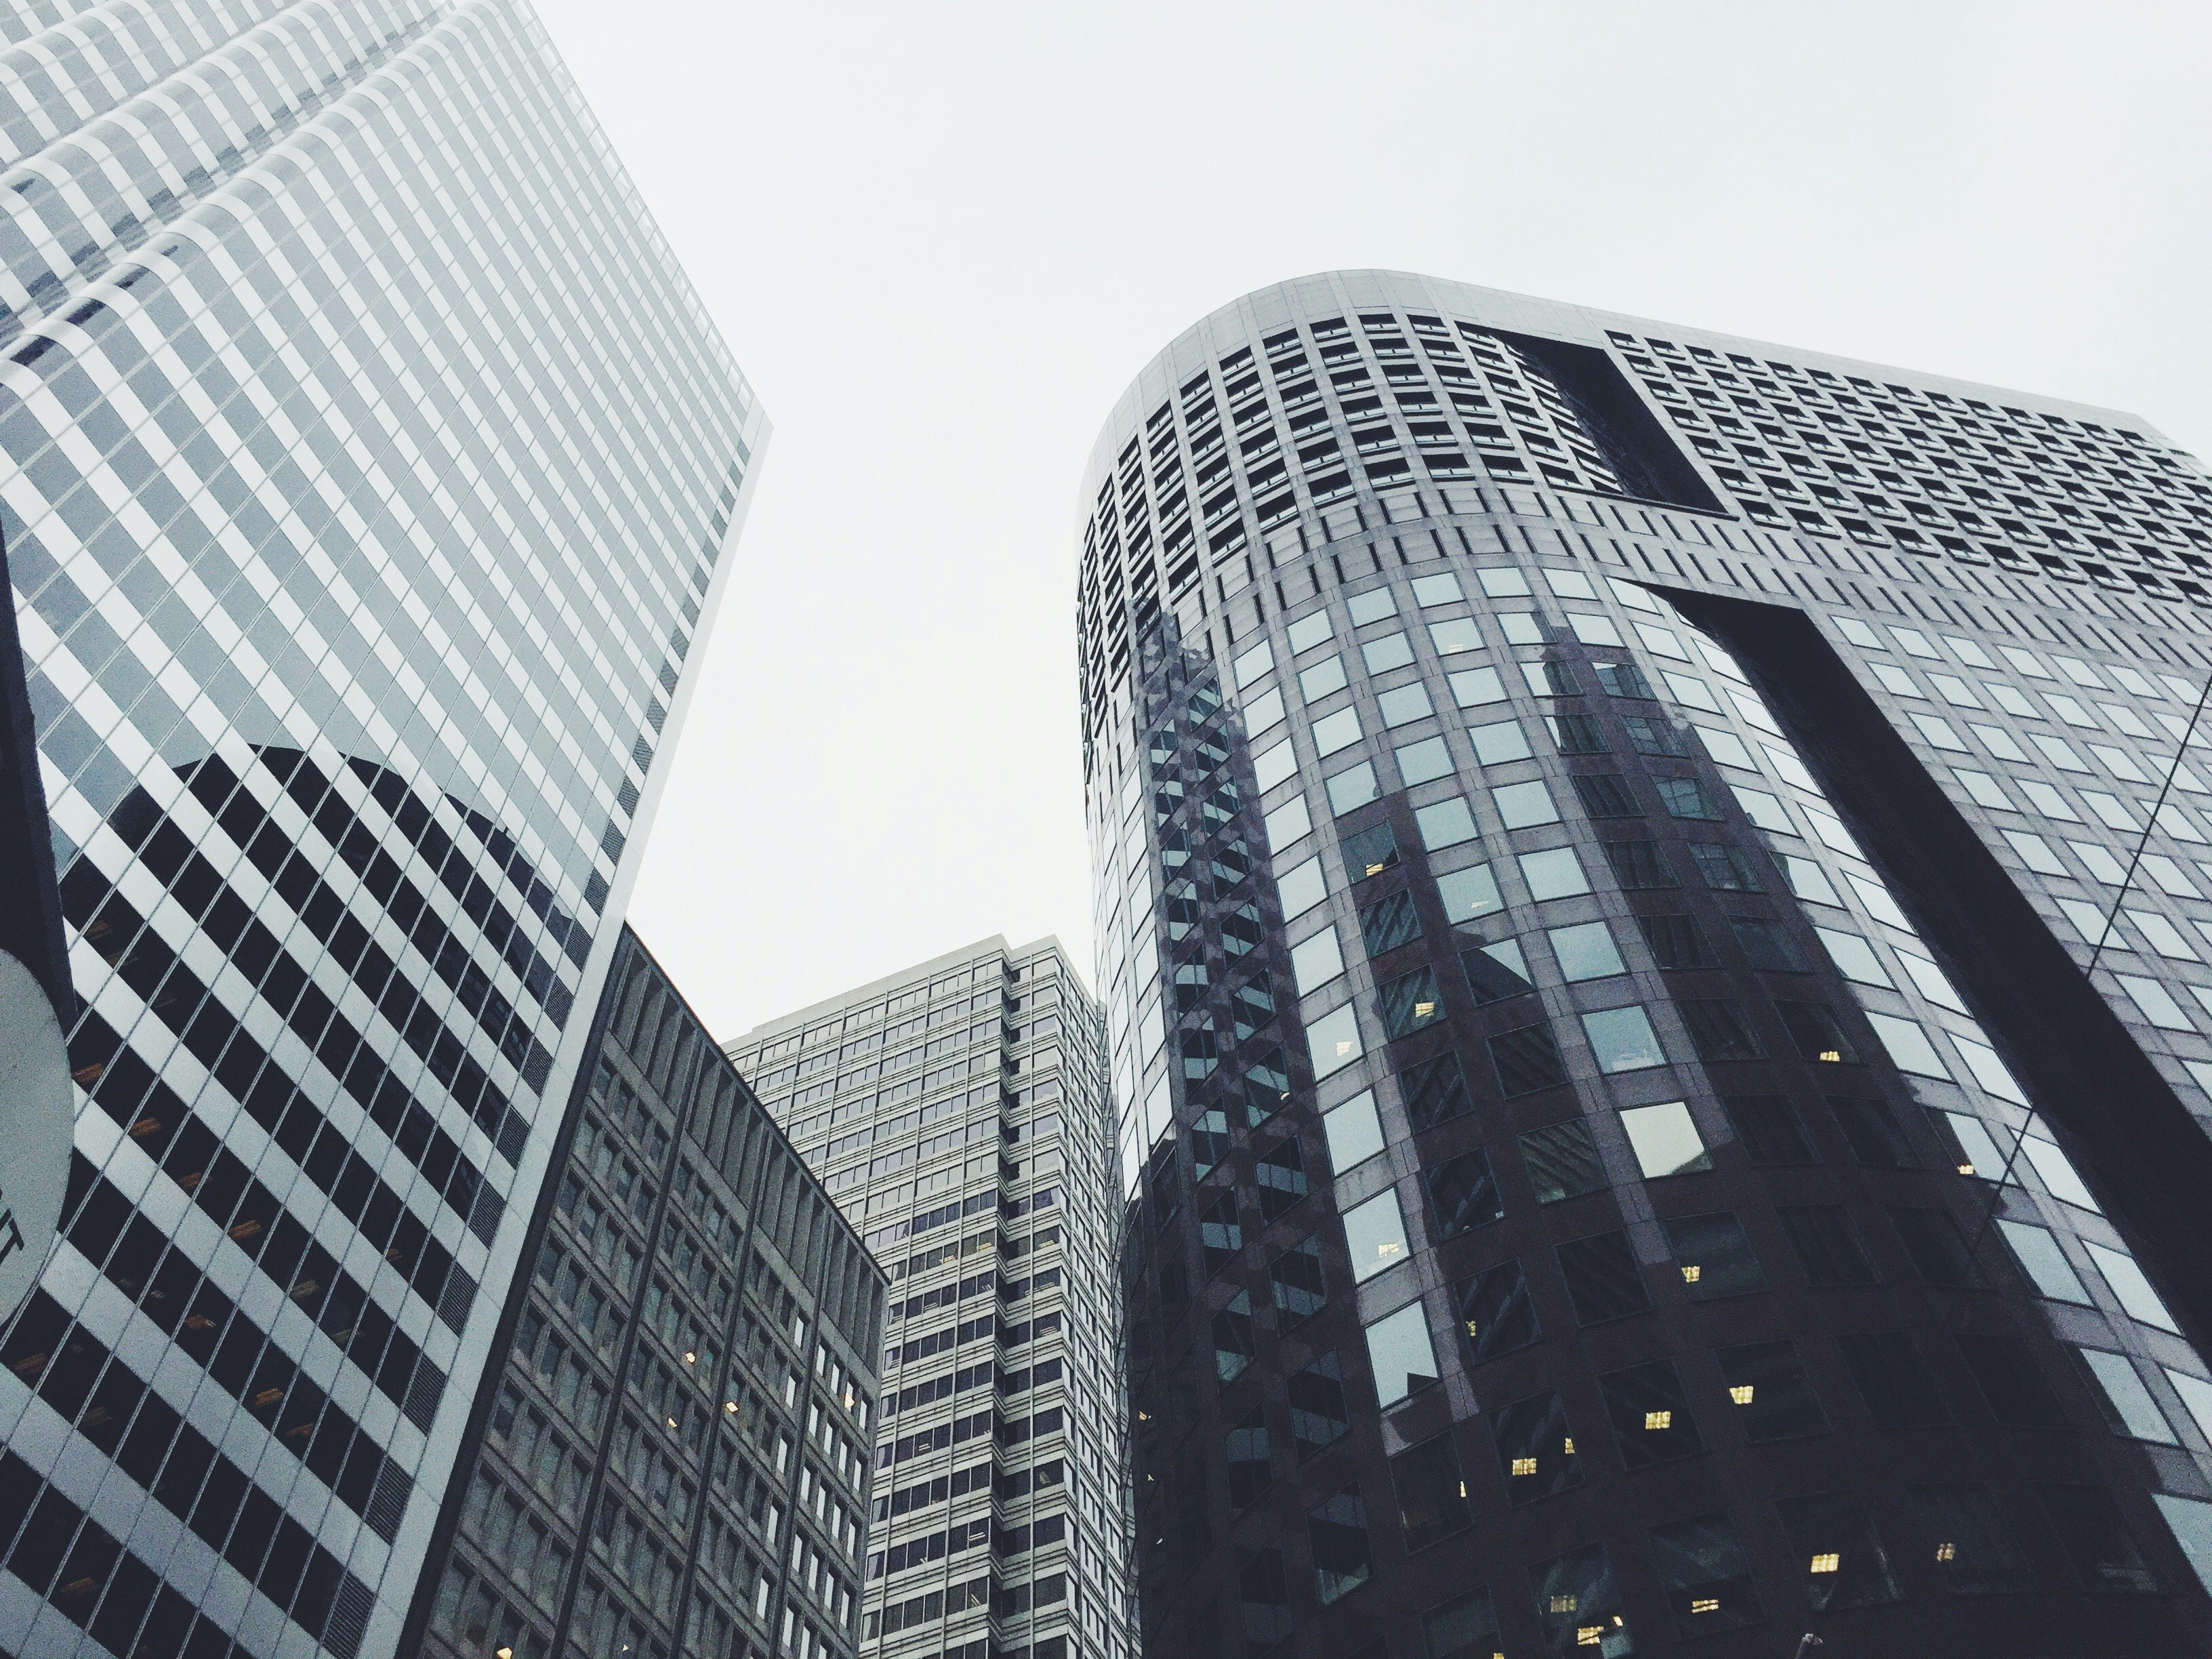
[1081,272,2212,1657]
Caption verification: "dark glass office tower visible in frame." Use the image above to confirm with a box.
[727,937,1136,1659]
[0,5,764,1658]
[408,928,884,1659]
[1081,272,2212,1657]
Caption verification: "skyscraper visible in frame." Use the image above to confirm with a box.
[408,927,884,1659]
[725,937,1134,1659]
[0,5,764,1658]
[1081,271,2212,1656]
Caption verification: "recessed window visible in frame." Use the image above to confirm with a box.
[1677,998,1765,1062]
[1774,1490,1902,1610]
[1391,1431,1473,1553]
[1599,1357,1704,1465]
[1647,1513,1764,1636]
[1778,1001,1861,1065]
[1289,1352,1351,1460]
[1906,1483,2034,1595]
[1518,846,1591,899]
[1377,966,1444,1039]
[1321,1090,1386,1172]
[1288,610,1336,653]
[1462,939,1535,1005]
[1437,862,1504,922]
[1887,1206,1987,1289]
[1449,665,1506,706]
[1342,1189,1412,1282]
[1557,1229,1653,1325]
[1493,780,1559,830]
[1637,912,1714,969]
[1603,837,1677,889]
[1530,1543,1630,1658]
[2039,1483,2160,1595]
[1398,1052,1474,1132]
[1548,920,1624,981]
[1342,820,1401,880]
[1380,682,1436,728]
[1300,654,1350,703]
[1469,718,1534,765]
[1411,572,1465,607]
[1290,926,1345,993]
[1397,736,1454,786]
[1491,1021,1569,1095]
[1619,1099,1709,1176]
[1215,1294,1257,1387]
[1954,1333,2069,1429]
[2074,1347,2177,1443]
[1308,1485,1372,1606]
[2085,1242,2182,1333]
[1520,1119,1607,1203]
[1777,1204,1879,1286]
[1327,762,1380,815]
[1721,1092,1818,1164]
[1583,1006,1667,1073]
[1425,1148,1503,1238]
[1664,1211,1767,1298]
[1414,796,1478,850]
[1493,1388,1583,1505]
[1420,1587,1500,1659]
[1347,586,1399,626]
[1687,841,1761,890]
[1306,1002,1364,1079]
[1454,1257,1540,1364]
[1717,1338,1828,1441]
[1840,1330,1950,1429]
[1364,1300,1441,1407]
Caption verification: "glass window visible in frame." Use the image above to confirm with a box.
[1906,1483,2034,1595]
[1637,912,1714,968]
[1240,1549,1293,1646]
[1361,889,1420,956]
[1254,739,1298,792]
[1437,861,1505,921]
[1583,1006,1666,1073]
[1449,665,1507,707]
[1415,796,1478,850]
[1469,718,1533,764]
[1322,1090,1386,1172]
[1664,1211,1767,1298]
[2085,1242,2182,1333]
[1412,572,1464,607]
[1307,1002,1364,1079]
[1200,1190,1244,1277]
[1301,653,1351,703]
[1378,966,1446,1038]
[1717,1338,1828,1441]
[1774,1490,1902,1610]
[1288,610,1336,653]
[1782,1001,1864,1066]
[1995,1219,2091,1303]
[1549,920,1624,981]
[1264,793,1313,851]
[1476,567,1532,598]
[1225,1401,1270,1504]
[1215,1294,1257,1385]
[1722,1093,1818,1164]
[1289,1353,1351,1460]
[1420,1586,1501,1659]
[1313,706,1364,757]
[1328,762,1380,815]
[1431,617,1483,656]
[1426,1148,1503,1237]
[1549,712,1608,754]
[1572,773,1641,818]
[1365,1300,1441,1407]
[1380,682,1436,728]
[1887,1206,1988,1288]
[1557,1230,1653,1325]
[1391,1431,1473,1553]
[1529,1543,1629,1658]
[1678,998,1765,1061]
[2020,1135,2101,1211]
[1454,1258,1540,1364]
[1397,735,1454,786]
[1696,724,1756,769]
[2165,1368,2212,1446]
[1646,1513,1764,1636]
[1462,939,1534,1006]
[1778,1204,1879,1286]
[1729,915,1807,970]
[1494,1389,1583,1505]
[1277,855,1327,918]
[1492,1021,1569,1094]
[1493,779,1560,829]
[1309,1485,1372,1606]
[1687,840,1761,890]
[1343,1189,1412,1282]
[1955,1333,2068,1429]
[1618,1099,1708,1175]
[1233,641,1274,687]
[1599,1357,1704,1465]
[1603,837,1677,889]
[1519,846,1591,899]
[1655,776,1721,820]
[1347,1030,1444,1128]
[1520,1119,1607,1203]
[1348,586,1399,626]
[2039,1484,2160,1594]
[2074,1348,2178,1443]
[1291,926,1345,993]
[1362,632,1415,675]
[1343,820,1401,878]
[1256,1134,1309,1220]
[2155,1494,2212,1599]
[1244,685,1288,733]
[1840,1331,1950,1429]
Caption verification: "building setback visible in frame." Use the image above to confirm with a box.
[726,937,1135,1659]
[0,4,764,1658]
[1080,270,2212,1657]
[407,928,883,1659]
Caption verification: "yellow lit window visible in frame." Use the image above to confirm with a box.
[1511,1456,1539,1476]
[1818,1048,1843,1062]
[1415,1001,1436,1019]
[1576,1627,1603,1647]
[1644,1410,1673,1430]
[1809,1553,1839,1574]
[1550,1595,1578,1614]
[1729,1384,1755,1405]
[1561,1436,1575,1454]
[1679,1264,1702,1282]
[1957,1162,1976,1175]
[1690,1598,1719,1614]
[1936,1542,1957,1561]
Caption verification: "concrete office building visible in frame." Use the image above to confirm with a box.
[726,937,1134,1659]
[1080,270,2212,1656]
[0,5,764,1658]
[409,928,884,1659]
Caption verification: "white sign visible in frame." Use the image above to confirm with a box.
[0,947,70,1324]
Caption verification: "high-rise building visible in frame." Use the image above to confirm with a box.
[407,926,884,1659]
[1080,271,2212,1657]
[0,5,764,1658]
[725,937,1135,1659]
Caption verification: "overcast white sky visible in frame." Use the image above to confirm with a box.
[552,0,2212,1040]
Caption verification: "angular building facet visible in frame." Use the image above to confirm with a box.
[0,5,765,1658]
[408,928,884,1659]
[1082,271,2212,1656]
[726,937,1135,1659]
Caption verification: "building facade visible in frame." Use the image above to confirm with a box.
[1080,271,2212,1657]
[726,937,1134,1659]
[0,5,764,1659]
[409,928,883,1659]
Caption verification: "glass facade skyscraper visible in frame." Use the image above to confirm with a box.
[0,5,764,1659]
[1081,272,2212,1656]
[410,928,884,1659]
[726,937,1135,1659]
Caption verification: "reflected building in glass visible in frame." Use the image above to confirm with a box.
[0,4,764,1658]
[1080,271,2212,1656]
[726,937,1135,1659]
